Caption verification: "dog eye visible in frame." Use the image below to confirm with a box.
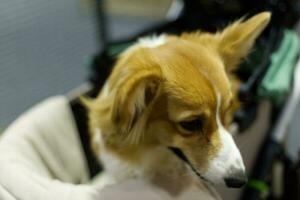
[179,118,203,132]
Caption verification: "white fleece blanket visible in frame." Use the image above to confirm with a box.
[0,96,217,200]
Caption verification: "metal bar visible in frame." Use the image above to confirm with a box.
[94,0,108,49]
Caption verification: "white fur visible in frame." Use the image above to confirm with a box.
[94,128,199,194]
[138,35,166,48]
[94,128,142,188]
[101,82,110,97]
[203,94,245,185]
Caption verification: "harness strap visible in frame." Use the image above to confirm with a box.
[168,147,205,180]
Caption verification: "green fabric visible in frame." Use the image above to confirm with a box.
[247,179,269,193]
[107,41,135,57]
[257,30,300,105]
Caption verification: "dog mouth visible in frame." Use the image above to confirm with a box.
[169,147,247,189]
[168,147,208,182]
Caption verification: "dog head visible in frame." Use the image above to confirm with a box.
[87,12,270,188]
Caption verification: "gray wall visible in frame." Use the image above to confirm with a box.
[0,1,97,127]
[0,0,158,129]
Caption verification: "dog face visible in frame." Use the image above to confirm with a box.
[87,12,270,188]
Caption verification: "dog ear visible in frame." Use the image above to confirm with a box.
[218,12,271,70]
[111,69,162,144]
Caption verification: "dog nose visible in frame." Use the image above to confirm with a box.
[224,171,247,188]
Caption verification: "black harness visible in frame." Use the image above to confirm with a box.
[70,99,102,178]
[168,147,206,180]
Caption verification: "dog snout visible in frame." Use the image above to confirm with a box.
[224,170,247,188]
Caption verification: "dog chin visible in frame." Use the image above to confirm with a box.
[200,160,247,189]
[192,145,247,188]
[201,172,227,187]
[189,166,224,187]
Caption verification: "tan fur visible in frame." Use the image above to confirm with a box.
[83,12,270,194]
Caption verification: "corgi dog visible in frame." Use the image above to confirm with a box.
[84,12,271,197]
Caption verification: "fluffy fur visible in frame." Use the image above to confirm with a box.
[84,12,271,196]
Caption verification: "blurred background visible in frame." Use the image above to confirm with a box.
[0,0,166,128]
[1,0,300,199]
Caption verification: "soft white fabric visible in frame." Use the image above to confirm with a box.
[0,96,101,200]
[0,96,218,200]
